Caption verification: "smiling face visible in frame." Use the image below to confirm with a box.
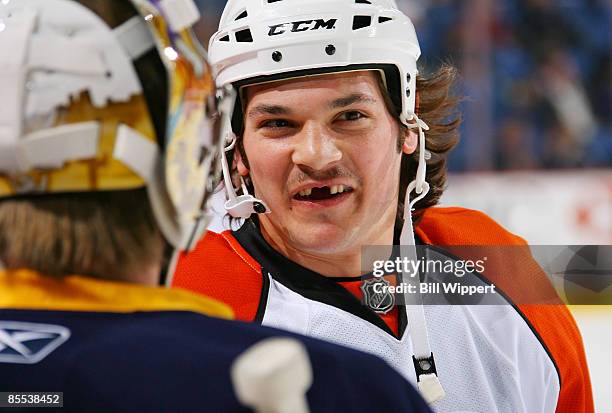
[238,71,416,263]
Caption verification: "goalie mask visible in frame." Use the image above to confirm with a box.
[0,0,225,250]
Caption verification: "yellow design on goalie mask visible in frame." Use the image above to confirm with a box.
[0,92,155,196]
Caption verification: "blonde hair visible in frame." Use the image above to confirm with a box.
[0,190,163,281]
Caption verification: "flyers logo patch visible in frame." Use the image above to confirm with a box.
[0,321,70,364]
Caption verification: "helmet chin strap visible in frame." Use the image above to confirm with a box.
[215,84,270,220]
[398,113,446,405]
[220,133,270,219]
[399,112,431,246]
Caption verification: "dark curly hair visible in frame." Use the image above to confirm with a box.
[390,64,462,238]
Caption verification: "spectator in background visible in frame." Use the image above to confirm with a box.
[536,49,597,167]
[497,117,538,169]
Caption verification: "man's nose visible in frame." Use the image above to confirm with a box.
[291,123,342,171]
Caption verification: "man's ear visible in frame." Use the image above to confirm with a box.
[235,149,250,176]
[402,128,418,155]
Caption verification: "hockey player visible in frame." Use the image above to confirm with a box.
[170,0,594,412]
[0,1,433,412]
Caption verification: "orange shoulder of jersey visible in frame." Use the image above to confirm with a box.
[417,207,594,413]
[171,229,264,322]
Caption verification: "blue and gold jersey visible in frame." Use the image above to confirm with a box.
[0,270,430,413]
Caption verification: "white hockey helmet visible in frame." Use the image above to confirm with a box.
[0,0,224,250]
[210,0,421,128]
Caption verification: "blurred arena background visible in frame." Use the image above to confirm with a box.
[194,1,611,410]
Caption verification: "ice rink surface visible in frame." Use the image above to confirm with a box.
[571,307,612,412]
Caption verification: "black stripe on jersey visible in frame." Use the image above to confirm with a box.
[253,267,270,324]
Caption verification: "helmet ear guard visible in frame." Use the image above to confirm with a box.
[224,178,270,218]
[215,83,269,220]
[219,131,270,219]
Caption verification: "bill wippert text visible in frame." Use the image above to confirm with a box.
[372,281,497,296]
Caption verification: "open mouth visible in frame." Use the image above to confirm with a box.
[293,185,354,201]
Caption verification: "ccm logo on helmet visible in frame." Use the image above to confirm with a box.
[268,19,337,36]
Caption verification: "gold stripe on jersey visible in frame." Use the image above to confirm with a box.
[0,269,233,319]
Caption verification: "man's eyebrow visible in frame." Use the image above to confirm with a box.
[247,104,292,118]
[328,93,377,109]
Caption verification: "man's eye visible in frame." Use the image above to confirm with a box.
[261,119,291,128]
[338,111,364,121]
